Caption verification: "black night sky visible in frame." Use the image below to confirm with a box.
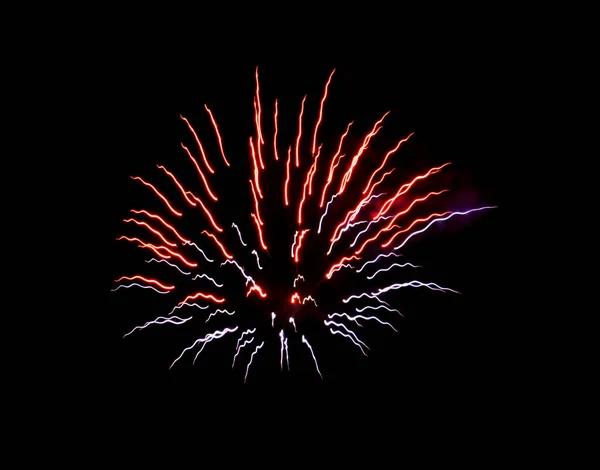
[95,58,513,439]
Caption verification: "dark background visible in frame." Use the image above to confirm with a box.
[91,57,515,442]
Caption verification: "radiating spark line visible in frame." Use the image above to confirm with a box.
[123,315,192,338]
[180,114,215,174]
[253,98,264,169]
[130,176,182,217]
[111,283,170,294]
[244,341,265,383]
[392,206,498,251]
[284,338,289,370]
[145,258,191,276]
[291,230,299,258]
[170,326,238,369]
[232,337,255,367]
[289,317,297,332]
[130,209,190,244]
[327,326,368,356]
[284,146,291,206]
[307,144,323,195]
[201,230,234,260]
[271,312,276,327]
[123,218,177,247]
[204,104,230,167]
[251,213,268,251]
[366,262,422,280]
[326,255,360,279]
[251,249,263,270]
[249,179,264,225]
[295,95,307,167]
[249,136,264,198]
[328,313,398,332]
[168,301,209,316]
[349,215,393,248]
[178,292,226,306]
[192,273,223,287]
[355,304,402,316]
[156,165,197,207]
[183,241,214,263]
[180,143,218,201]
[362,133,414,195]
[143,242,198,268]
[294,229,309,263]
[297,157,313,225]
[117,236,172,260]
[255,67,265,163]
[273,99,279,161]
[312,69,335,156]
[221,259,255,286]
[186,190,224,233]
[317,193,337,234]
[342,292,390,306]
[279,330,286,370]
[355,252,402,273]
[293,275,305,287]
[231,223,248,246]
[205,309,235,323]
[374,280,460,295]
[302,335,323,380]
[319,120,353,208]
[114,275,175,291]
[246,283,267,298]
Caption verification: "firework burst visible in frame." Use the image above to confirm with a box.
[113,67,496,383]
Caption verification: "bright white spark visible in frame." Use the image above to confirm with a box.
[184,241,214,262]
[375,280,460,295]
[291,230,299,257]
[327,263,354,278]
[145,258,191,275]
[366,262,422,280]
[355,304,402,316]
[221,259,255,286]
[271,312,276,328]
[279,330,286,370]
[111,283,170,294]
[289,317,297,332]
[168,301,209,316]
[231,223,248,246]
[324,320,370,355]
[284,338,289,371]
[328,328,368,356]
[293,275,305,288]
[355,252,402,273]
[251,249,263,270]
[302,295,318,306]
[232,328,257,367]
[123,315,192,338]
[349,216,393,248]
[192,273,223,287]
[170,326,238,369]
[328,312,398,332]
[244,341,265,383]
[318,193,337,234]
[302,335,323,380]
[342,293,390,306]
[232,337,254,367]
[205,309,235,323]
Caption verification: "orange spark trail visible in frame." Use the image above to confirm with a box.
[255,68,264,145]
[294,229,310,263]
[156,165,197,207]
[253,99,265,170]
[354,190,449,255]
[130,176,183,217]
[290,293,301,304]
[308,144,323,196]
[375,163,451,218]
[312,69,335,156]
[117,236,172,259]
[204,104,230,167]
[178,292,225,305]
[326,255,361,279]
[147,243,198,268]
[295,95,307,167]
[249,179,264,225]
[362,133,414,195]
[381,211,453,248]
[114,275,175,291]
[201,230,233,259]
[179,115,215,174]
[273,99,279,161]
[186,191,224,233]
[180,143,218,202]
[297,157,313,225]
[251,213,268,250]
[123,218,177,247]
[247,284,267,298]
[319,122,353,207]
[130,209,190,244]
[284,146,292,206]
[249,137,263,198]
[337,112,389,196]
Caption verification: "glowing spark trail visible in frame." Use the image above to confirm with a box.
[115,67,495,383]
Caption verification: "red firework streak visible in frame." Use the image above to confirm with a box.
[114,67,496,383]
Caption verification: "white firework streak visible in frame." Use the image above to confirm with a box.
[355,304,402,317]
[302,295,318,306]
[284,338,289,371]
[342,292,390,307]
[328,312,398,332]
[302,335,323,380]
[123,315,193,338]
[349,216,393,248]
[220,259,255,286]
[291,230,299,257]
[232,338,254,367]
[289,317,297,332]
[279,330,286,370]
[205,309,235,323]
[111,283,170,294]
[271,312,276,328]
[355,252,402,273]
[231,223,248,246]
[192,273,223,287]
[183,241,214,262]
[244,341,265,383]
[251,249,263,270]
[170,326,238,369]
[232,328,257,367]
[145,258,191,276]
[317,193,337,234]
[293,275,305,288]
[366,262,422,280]
[168,301,209,316]
[324,320,370,355]
[327,263,354,278]
[374,280,460,295]
[393,206,498,251]
[327,193,385,254]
